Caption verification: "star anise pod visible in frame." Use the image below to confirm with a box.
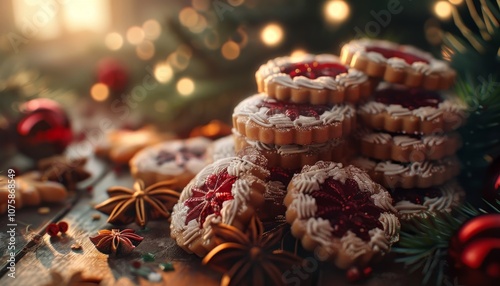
[89,228,143,256]
[38,155,91,191]
[41,270,102,286]
[95,179,180,227]
[202,216,303,286]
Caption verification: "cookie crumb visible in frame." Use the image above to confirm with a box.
[38,207,51,214]
[92,214,101,221]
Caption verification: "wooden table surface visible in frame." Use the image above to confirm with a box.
[0,153,422,286]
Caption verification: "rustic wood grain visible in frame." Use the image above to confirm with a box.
[1,155,423,286]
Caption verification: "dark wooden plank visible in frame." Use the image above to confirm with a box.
[1,157,425,286]
[0,154,109,278]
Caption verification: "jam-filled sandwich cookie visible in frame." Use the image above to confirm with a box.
[358,87,466,135]
[95,125,177,164]
[351,156,461,189]
[390,180,464,220]
[232,94,356,146]
[284,161,400,269]
[129,137,212,190]
[340,39,456,90]
[256,54,374,104]
[358,130,462,163]
[170,156,269,257]
[233,129,351,170]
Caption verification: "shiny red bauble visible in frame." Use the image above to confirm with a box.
[449,214,500,286]
[16,98,73,160]
[97,58,129,94]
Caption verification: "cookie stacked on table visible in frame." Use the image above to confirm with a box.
[341,39,467,220]
[232,53,375,171]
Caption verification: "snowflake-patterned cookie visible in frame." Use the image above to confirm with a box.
[170,156,270,257]
[284,161,400,269]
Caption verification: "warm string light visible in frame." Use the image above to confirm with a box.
[290,49,308,59]
[154,63,174,83]
[126,26,145,45]
[260,23,284,47]
[105,33,123,51]
[136,41,155,60]
[177,78,195,96]
[221,41,240,60]
[90,83,109,102]
[448,0,463,5]
[324,0,350,24]
[143,19,162,40]
[434,1,452,19]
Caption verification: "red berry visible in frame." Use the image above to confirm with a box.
[131,260,142,269]
[346,267,361,283]
[46,223,60,237]
[362,266,373,277]
[57,221,69,233]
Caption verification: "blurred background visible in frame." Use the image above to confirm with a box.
[0,0,498,194]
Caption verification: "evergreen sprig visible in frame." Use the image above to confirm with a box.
[455,75,500,195]
[392,201,500,285]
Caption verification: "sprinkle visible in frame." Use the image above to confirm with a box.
[142,252,155,262]
[159,262,175,272]
[71,242,82,250]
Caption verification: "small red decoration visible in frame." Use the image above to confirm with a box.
[46,223,60,237]
[57,221,69,233]
[97,58,129,94]
[449,214,500,286]
[16,98,73,160]
[482,156,500,203]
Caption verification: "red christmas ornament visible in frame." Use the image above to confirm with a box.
[449,214,500,286]
[482,156,500,203]
[97,58,129,94]
[57,221,69,233]
[16,98,73,160]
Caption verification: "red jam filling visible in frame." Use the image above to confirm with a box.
[258,99,329,121]
[280,62,348,79]
[390,187,441,205]
[311,178,384,241]
[184,170,236,227]
[156,147,204,167]
[365,46,429,64]
[374,88,442,110]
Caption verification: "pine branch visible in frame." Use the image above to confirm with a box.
[392,202,499,285]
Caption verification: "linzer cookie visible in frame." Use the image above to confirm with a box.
[357,130,462,163]
[256,54,374,104]
[129,137,211,190]
[390,180,464,220]
[284,161,400,269]
[351,156,461,189]
[340,39,456,90]
[233,129,351,170]
[170,156,269,257]
[358,87,466,135]
[232,93,356,145]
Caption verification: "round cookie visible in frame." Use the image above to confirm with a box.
[233,129,352,170]
[255,54,374,104]
[129,137,211,190]
[340,38,456,90]
[357,130,462,163]
[390,180,464,220]
[284,161,400,269]
[170,156,270,257]
[351,156,461,189]
[357,86,467,135]
[232,93,356,146]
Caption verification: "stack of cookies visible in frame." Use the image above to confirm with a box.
[341,39,467,220]
[232,54,375,171]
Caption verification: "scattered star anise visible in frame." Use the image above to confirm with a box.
[89,228,143,256]
[41,270,102,286]
[202,216,303,286]
[38,155,91,191]
[95,179,180,227]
